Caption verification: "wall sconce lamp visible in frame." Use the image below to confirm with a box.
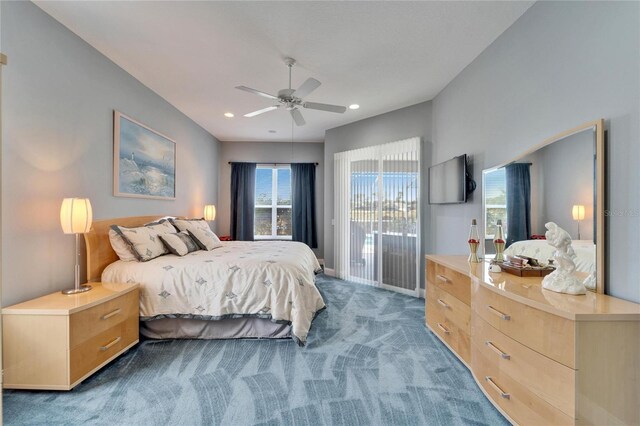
[572,204,585,240]
[60,198,93,294]
[204,204,217,221]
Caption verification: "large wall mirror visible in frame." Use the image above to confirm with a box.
[482,119,605,293]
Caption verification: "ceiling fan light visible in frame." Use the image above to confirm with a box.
[349,104,360,110]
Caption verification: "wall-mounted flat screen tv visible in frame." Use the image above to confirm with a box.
[429,154,467,204]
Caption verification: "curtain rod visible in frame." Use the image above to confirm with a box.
[228,162,318,166]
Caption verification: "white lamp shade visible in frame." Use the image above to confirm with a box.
[60,198,93,234]
[572,204,585,221]
[204,204,217,221]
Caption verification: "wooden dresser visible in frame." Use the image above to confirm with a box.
[425,255,640,426]
[2,282,139,390]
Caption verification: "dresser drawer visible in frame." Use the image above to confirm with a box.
[471,342,574,426]
[69,289,139,348]
[427,260,470,305]
[472,282,575,368]
[427,283,470,334]
[472,314,575,416]
[70,314,138,384]
[427,298,470,364]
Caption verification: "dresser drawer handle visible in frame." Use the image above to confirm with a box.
[485,341,511,360]
[436,323,451,335]
[485,376,510,399]
[99,336,122,352]
[436,274,451,283]
[436,299,450,309]
[487,305,511,321]
[101,308,122,321]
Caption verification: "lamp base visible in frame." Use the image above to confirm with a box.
[61,284,92,295]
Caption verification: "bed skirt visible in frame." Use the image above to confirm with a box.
[140,317,292,340]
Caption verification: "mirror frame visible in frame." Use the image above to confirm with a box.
[481,119,605,293]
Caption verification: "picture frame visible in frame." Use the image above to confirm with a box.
[113,111,176,200]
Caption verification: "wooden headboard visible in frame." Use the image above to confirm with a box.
[83,215,166,282]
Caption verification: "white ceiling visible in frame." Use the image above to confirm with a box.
[35,1,533,143]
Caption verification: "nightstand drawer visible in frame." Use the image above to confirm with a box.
[472,282,575,368]
[69,289,138,348]
[70,314,138,384]
[427,260,470,305]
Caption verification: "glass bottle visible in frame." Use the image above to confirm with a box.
[493,219,505,262]
[468,219,480,263]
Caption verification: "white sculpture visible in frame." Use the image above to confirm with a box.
[542,222,587,295]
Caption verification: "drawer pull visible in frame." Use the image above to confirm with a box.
[436,299,450,309]
[99,336,122,352]
[436,274,451,283]
[487,305,511,321]
[100,308,122,321]
[485,376,510,399]
[485,341,511,360]
[436,323,451,335]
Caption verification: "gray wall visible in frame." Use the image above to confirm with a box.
[218,141,324,258]
[432,1,639,302]
[323,101,433,287]
[1,2,221,306]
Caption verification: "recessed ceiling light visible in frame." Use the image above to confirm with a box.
[268,130,277,133]
[224,112,234,118]
[349,104,360,110]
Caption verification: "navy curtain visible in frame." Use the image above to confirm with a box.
[230,162,256,241]
[505,163,531,247]
[291,163,318,248]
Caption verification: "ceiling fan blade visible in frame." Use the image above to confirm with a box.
[303,101,347,114]
[293,78,321,99]
[290,109,306,126]
[235,85,279,100]
[244,106,279,118]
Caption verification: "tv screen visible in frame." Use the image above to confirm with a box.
[429,154,467,204]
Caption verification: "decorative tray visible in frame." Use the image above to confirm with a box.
[495,261,555,277]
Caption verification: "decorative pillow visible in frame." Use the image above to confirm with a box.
[111,220,177,261]
[159,231,200,256]
[108,229,137,262]
[170,218,222,251]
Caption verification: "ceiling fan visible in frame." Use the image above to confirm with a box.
[235,57,347,126]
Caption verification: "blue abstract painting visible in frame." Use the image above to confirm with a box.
[114,112,176,199]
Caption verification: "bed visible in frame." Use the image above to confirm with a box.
[504,239,596,274]
[85,216,325,346]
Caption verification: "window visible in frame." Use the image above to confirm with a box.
[254,165,292,239]
[484,168,507,238]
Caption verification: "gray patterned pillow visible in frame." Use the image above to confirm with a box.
[170,218,222,251]
[111,220,177,261]
[159,231,200,256]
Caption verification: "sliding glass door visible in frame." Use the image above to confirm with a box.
[335,138,420,295]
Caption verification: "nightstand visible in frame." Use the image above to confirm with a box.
[2,282,139,390]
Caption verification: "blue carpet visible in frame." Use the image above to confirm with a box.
[4,274,507,425]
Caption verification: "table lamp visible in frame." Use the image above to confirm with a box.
[204,204,216,221]
[572,204,585,240]
[60,198,93,294]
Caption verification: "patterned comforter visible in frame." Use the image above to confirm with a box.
[102,241,326,346]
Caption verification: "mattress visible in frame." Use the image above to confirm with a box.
[102,241,325,346]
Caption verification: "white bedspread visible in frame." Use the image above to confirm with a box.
[102,241,325,346]
[504,239,595,274]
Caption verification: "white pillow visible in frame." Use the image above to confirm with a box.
[108,229,137,262]
[111,220,177,261]
[170,219,222,251]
